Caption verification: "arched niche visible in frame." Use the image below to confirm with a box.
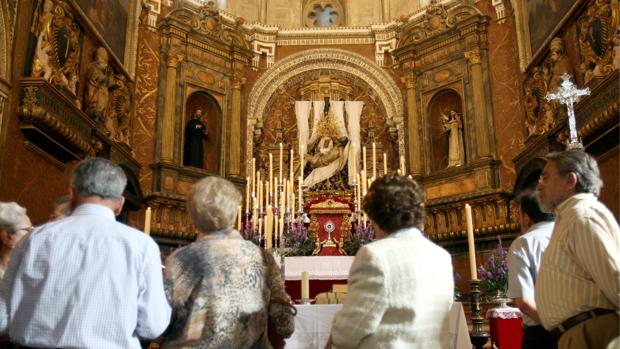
[247,48,404,178]
[183,91,221,173]
[427,89,465,172]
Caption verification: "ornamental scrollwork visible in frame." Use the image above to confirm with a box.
[577,0,619,83]
[30,0,81,96]
[191,1,222,37]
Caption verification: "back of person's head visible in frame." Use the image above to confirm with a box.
[188,176,241,233]
[0,202,27,232]
[545,150,602,196]
[71,158,127,199]
[517,189,554,223]
[50,195,71,221]
[362,174,425,233]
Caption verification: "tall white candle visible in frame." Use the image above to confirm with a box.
[245,177,250,213]
[383,153,387,175]
[372,142,377,180]
[237,205,242,231]
[298,175,303,212]
[252,158,256,194]
[300,145,305,177]
[465,204,478,280]
[144,207,151,235]
[279,143,283,184]
[289,149,294,186]
[301,271,310,299]
[269,153,273,198]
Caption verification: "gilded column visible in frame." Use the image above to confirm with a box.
[402,73,423,176]
[465,49,492,158]
[381,0,391,22]
[161,53,182,162]
[229,75,246,175]
[259,0,267,23]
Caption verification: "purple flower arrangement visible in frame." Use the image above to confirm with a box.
[477,236,509,299]
[343,217,375,255]
[283,216,315,256]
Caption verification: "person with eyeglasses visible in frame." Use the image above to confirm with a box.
[0,202,31,281]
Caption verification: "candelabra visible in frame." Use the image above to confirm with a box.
[469,279,490,349]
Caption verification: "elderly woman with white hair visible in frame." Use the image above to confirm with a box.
[0,202,31,280]
[160,176,295,348]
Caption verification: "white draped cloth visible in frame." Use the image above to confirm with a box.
[296,101,312,158]
[295,100,362,188]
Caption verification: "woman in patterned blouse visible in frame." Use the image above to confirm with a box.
[159,177,295,348]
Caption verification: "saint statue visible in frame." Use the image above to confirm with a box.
[303,103,350,189]
[85,47,114,123]
[30,0,54,81]
[443,109,464,168]
[183,109,209,168]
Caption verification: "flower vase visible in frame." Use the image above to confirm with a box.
[491,290,510,308]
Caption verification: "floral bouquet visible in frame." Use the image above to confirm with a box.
[342,217,375,256]
[477,236,509,300]
[283,217,315,256]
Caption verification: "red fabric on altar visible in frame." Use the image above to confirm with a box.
[487,307,523,349]
[285,280,347,301]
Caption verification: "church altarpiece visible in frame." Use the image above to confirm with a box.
[134,1,524,255]
[6,0,616,261]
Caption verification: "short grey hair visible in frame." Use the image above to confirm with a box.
[188,176,241,232]
[546,150,603,196]
[71,158,127,199]
[0,202,27,231]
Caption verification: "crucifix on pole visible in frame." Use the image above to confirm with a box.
[545,74,590,150]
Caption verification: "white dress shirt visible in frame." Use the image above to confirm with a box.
[535,193,620,329]
[0,203,171,349]
[331,227,454,349]
[508,221,554,326]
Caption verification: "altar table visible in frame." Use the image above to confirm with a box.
[284,256,353,300]
[285,302,471,349]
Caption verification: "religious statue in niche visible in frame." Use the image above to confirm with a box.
[85,47,114,123]
[183,109,209,168]
[442,109,464,168]
[303,99,350,190]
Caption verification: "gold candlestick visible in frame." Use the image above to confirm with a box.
[469,279,490,349]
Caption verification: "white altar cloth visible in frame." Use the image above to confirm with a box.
[284,256,354,280]
[286,302,471,349]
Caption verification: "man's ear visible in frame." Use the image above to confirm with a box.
[565,172,578,193]
[69,187,79,210]
[113,196,126,216]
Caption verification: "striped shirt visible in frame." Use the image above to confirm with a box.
[535,193,620,330]
[0,204,171,348]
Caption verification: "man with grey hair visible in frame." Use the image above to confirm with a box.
[0,158,171,348]
[0,203,31,280]
[535,150,619,349]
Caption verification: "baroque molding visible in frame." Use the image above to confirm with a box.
[246,48,404,179]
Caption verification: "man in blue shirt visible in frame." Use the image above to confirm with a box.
[508,189,556,349]
[0,158,171,348]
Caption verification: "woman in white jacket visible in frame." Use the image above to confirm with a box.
[328,174,454,349]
